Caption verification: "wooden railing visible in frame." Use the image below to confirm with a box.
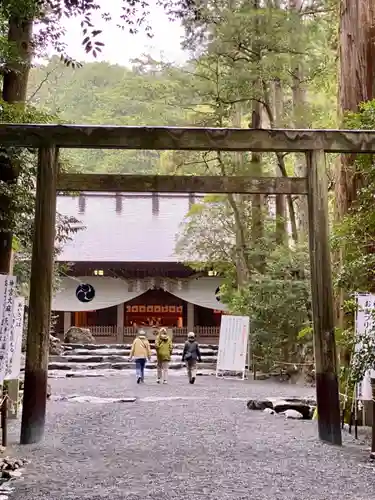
[88,326,116,336]
[196,326,220,336]
[80,325,220,338]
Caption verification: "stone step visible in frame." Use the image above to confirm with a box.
[48,368,216,379]
[52,354,218,363]
[62,343,219,351]
[47,361,217,371]
[64,347,218,357]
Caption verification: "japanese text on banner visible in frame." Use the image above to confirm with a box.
[0,275,17,383]
[5,297,25,381]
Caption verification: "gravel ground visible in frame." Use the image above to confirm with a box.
[8,373,375,500]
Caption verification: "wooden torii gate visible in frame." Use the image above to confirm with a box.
[2,124,371,447]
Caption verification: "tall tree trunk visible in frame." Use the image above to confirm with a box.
[0,16,33,273]
[272,78,287,244]
[227,104,250,286]
[262,79,299,244]
[289,0,308,238]
[337,0,375,437]
[251,0,263,257]
[337,0,375,217]
[336,0,375,327]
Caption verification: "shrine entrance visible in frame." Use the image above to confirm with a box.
[125,289,185,328]
[2,124,370,446]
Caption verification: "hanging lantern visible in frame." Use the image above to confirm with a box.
[177,280,183,291]
[150,278,156,289]
[135,280,142,292]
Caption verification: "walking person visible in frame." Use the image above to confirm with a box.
[129,330,151,384]
[155,327,173,384]
[182,331,202,384]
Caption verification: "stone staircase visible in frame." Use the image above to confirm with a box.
[48,343,218,375]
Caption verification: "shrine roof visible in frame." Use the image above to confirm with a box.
[56,192,201,263]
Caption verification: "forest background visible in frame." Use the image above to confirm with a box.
[1,0,374,389]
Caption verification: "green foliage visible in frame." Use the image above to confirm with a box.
[176,196,242,271]
[331,101,375,392]
[171,2,338,374]
[27,56,192,173]
[0,100,79,291]
[222,243,311,371]
[332,100,375,293]
[176,193,312,370]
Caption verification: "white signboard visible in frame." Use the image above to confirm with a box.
[5,297,25,381]
[0,275,16,383]
[355,293,375,400]
[216,315,250,379]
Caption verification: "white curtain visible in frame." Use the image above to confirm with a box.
[52,276,148,312]
[52,276,228,312]
[168,277,227,311]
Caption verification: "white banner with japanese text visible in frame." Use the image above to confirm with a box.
[216,315,250,379]
[355,293,375,400]
[0,275,17,383]
[5,297,25,381]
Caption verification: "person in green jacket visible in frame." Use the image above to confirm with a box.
[155,327,173,384]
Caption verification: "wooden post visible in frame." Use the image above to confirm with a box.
[63,311,71,334]
[20,146,58,445]
[1,388,8,448]
[306,150,342,446]
[116,303,124,343]
[7,379,19,419]
[187,302,195,332]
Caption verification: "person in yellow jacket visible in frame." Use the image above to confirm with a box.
[129,330,151,384]
[155,327,173,384]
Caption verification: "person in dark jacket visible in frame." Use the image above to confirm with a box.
[182,331,202,384]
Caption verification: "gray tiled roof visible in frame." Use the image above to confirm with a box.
[56,193,199,263]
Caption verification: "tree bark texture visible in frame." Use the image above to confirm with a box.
[0,16,33,273]
[20,147,58,445]
[229,104,251,286]
[336,1,375,328]
[250,0,263,251]
[289,0,308,237]
[272,78,287,245]
[336,0,375,217]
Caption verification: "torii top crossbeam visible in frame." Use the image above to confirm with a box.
[0,123,375,152]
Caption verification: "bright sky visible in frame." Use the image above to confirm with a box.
[59,0,187,67]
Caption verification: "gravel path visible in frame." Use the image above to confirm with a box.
[8,373,375,500]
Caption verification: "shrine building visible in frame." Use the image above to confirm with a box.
[52,192,227,344]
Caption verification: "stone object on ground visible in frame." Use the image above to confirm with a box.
[272,399,312,420]
[282,409,304,419]
[0,457,27,481]
[253,373,270,381]
[51,395,136,404]
[64,327,95,344]
[0,483,15,494]
[49,334,63,355]
[247,399,274,411]
[2,470,22,479]
[247,397,315,419]
[263,408,276,415]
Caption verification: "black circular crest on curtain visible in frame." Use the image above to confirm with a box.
[76,283,96,303]
[215,286,221,302]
